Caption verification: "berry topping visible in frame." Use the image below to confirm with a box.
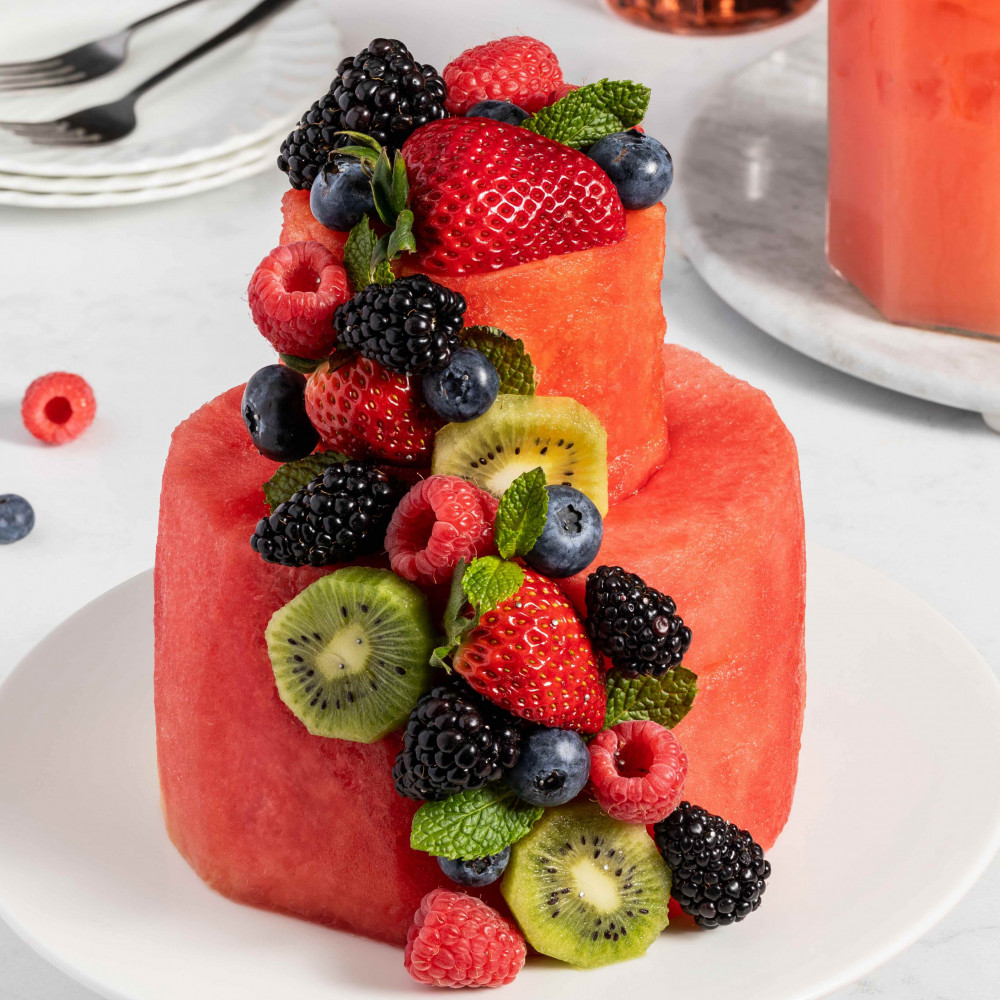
[585,565,692,676]
[588,130,674,210]
[422,347,499,422]
[304,355,443,465]
[436,847,510,888]
[248,242,350,359]
[505,727,591,807]
[385,475,498,586]
[309,161,375,231]
[454,568,607,732]
[334,274,466,375]
[405,888,526,988]
[0,494,34,544]
[465,99,529,125]
[392,682,522,802]
[524,484,603,578]
[588,720,688,824]
[250,460,401,567]
[403,118,626,276]
[242,365,319,463]
[21,372,96,445]
[443,36,563,116]
[653,802,772,928]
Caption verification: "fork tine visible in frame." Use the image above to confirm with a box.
[0,62,76,83]
[0,56,64,74]
[0,71,87,92]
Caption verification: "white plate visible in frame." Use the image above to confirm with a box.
[0,544,998,1000]
[0,0,338,176]
[673,31,1000,431]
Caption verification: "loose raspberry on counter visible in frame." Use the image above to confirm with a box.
[405,888,526,988]
[443,35,563,115]
[248,241,350,359]
[21,372,96,445]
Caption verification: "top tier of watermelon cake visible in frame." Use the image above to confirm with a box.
[154,33,805,990]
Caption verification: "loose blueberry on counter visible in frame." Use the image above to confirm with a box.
[310,161,375,231]
[465,100,530,125]
[587,130,673,210]
[242,365,319,463]
[505,727,591,807]
[437,848,511,888]
[0,494,34,544]
[422,347,499,422]
[525,485,603,578]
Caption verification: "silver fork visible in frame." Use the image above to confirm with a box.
[0,0,296,146]
[0,0,213,92]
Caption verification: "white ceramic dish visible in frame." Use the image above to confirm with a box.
[0,545,998,1000]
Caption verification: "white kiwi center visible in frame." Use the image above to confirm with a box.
[570,857,621,913]
[315,624,368,680]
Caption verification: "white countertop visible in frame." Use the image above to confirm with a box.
[1,1,998,997]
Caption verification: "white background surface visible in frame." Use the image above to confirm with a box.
[0,0,997,998]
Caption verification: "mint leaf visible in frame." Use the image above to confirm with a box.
[459,327,535,396]
[603,667,698,731]
[410,785,543,860]
[343,215,378,291]
[430,560,477,669]
[372,149,395,227]
[372,259,395,285]
[462,557,524,618]
[336,130,382,152]
[525,79,651,150]
[262,450,348,512]
[495,469,549,560]
[386,208,417,259]
[391,151,409,215]
[278,353,324,374]
[335,145,380,166]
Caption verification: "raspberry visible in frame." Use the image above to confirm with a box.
[385,476,498,585]
[248,241,350,359]
[21,372,96,445]
[545,82,578,105]
[443,36,563,116]
[405,888,526,988]
[588,720,688,824]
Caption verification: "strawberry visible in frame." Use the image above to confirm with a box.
[304,355,443,466]
[402,118,626,276]
[454,568,607,732]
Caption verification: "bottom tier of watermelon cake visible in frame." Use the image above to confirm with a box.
[154,343,805,949]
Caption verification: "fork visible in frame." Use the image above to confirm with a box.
[0,0,296,146]
[0,0,213,92]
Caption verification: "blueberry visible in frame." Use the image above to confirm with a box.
[587,130,673,210]
[242,365,319,462]
[466,100,530,126]
[505,728,591,807]
[0,494,34,544]
[310,161,375,231]
[525,485,603,578]
[436,847,511,887]
[422,347,499,422]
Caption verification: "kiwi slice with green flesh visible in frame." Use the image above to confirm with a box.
[502,802,671,969]
[431,395,609,516]
[265,566,435,743]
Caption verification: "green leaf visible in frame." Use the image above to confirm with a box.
[386,208,417,260]
[410,785,543,860]
[262,450,348,512]
[334,145,380,166]
[495,468,549,560]
[372,259,395,285]
[525,78,651,150]
[335,130,383,152]
[372,232,392,266]
[459,327,535,395]
[603,667,698,731]
[278,353,324,375]
[462,557,525,618]
[430,560,477,670]
[343,215,378,291]
[372,149,395,227]
[391,151,409,216]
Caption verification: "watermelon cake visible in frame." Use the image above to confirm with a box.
[155,34,805,989]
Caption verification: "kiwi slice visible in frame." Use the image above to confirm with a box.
[265,567,435,743]
[431,395,608,515]
[502,803,671,969]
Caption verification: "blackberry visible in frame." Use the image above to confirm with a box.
[584,565,691,677]
[393,682,522,801]
[278,38,448,189]
[251,460,401,567]
[335,275,466,375]
[653,802,771,928]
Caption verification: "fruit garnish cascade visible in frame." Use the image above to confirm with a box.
[239,33,769,989]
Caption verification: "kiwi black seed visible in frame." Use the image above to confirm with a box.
[502,802,671,968]
[431,394,609,515]
[265,566,435,743]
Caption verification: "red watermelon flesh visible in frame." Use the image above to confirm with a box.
[278,190,347,261]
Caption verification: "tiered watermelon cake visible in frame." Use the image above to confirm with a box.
[155,33,804,989]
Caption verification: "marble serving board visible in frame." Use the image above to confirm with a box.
[672,31,1000,432]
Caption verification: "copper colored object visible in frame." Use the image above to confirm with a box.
[605,0,819,34]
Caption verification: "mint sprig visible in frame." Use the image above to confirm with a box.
[603,667,698,731]
[495,468,548,560]
[262,450,348,512]
[430,559,478,670]
[525,79,651,150]
[410,785,543,860]
[343,215,393,290]
[460,327,535,396]
[462,557,525,620]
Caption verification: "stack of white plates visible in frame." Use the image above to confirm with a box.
[0,0,340,208]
